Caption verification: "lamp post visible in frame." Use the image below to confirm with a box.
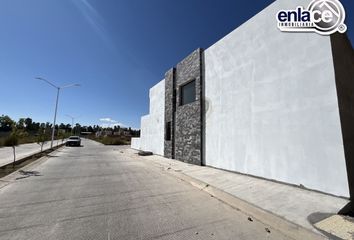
[36,77,80,148]
[66,114,79,135]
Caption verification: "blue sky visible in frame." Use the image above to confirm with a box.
[0,0,353,128]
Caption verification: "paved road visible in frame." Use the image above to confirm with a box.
[0,140,63,167]
[0,139,287,240]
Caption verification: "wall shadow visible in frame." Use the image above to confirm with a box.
[330,33,354,211]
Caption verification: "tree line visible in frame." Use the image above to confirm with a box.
[0,115,140,136]
[0,114,140,166]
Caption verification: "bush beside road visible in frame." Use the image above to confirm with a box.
[87,135,130,145]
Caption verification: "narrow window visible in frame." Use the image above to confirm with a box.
[165,122,171,141]
[180,80,196,106]
[173,89,176,111]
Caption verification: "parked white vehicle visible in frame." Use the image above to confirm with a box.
[66,136,81,147]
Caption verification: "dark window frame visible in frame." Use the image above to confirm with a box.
[180,79,196,106]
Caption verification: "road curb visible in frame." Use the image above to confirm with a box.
[0,143,66,168]
[0,145,65,190]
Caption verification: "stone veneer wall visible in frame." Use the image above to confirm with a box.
[164,69,175,159]
[175,49,203,165]
[164,49,203,165]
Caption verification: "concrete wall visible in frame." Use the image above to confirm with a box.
[204,0,349,197]
[133,79,165,155]
[131,137,141,150]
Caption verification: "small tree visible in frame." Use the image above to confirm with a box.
[59,131,66,144]
[37,128,48,152]
[4,127,24,167]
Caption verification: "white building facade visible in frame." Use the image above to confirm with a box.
[132,0,354,199]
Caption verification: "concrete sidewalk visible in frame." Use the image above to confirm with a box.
[127,148,350,239]
[0,140,63,167]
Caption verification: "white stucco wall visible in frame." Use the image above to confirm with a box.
[204,0,349,197]
[131,137,140,150]
[132,79,165,155]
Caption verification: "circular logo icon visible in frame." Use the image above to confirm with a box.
[308,0,347,34]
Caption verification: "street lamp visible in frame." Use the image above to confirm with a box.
[36,77,80,148]
[66,114,80,135]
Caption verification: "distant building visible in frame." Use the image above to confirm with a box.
[80,132,92,136]
[112,129,130,136]
[96,130,113,137]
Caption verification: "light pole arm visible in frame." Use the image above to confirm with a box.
[36,77,58,88]
[61,84,81,89]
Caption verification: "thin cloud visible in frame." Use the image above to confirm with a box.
[99,118,116,123]
[100,123,127,128]
[71,0,114,48]
[70,0,159,79]
[99,118,127,128]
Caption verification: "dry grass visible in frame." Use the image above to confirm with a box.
[88,135,131,145]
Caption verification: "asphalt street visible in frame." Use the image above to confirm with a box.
[0,139,288,240]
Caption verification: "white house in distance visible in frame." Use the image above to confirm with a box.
[132,0,354,200]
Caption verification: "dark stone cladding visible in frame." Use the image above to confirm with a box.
[163,48,203,165]
[330,33,354,201]
[164,68,175,159]
[174,48,203,165]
